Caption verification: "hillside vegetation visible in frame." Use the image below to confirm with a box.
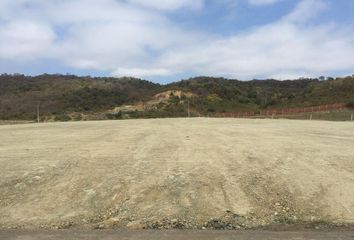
[0,74,353,121]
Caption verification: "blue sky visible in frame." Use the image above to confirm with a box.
[0,0,353,83]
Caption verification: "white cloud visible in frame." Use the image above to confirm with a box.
[0,21,55,60]
[112,67,173,78]
[0,0,353,80]
[0,0,197,72]
[127,0,204,11]
[283,0,328,23]
[179,23,354,79]
[154,0,354,79]
[248,0,284,6]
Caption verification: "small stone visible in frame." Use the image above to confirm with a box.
[33,176,41,180]
[15,183,26,189]
[126,221,146,230]
[103,217,120,228]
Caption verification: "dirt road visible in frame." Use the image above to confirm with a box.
[0,118,353,229]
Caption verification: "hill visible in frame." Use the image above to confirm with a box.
[0,74,353,121]
[0,74,159,121]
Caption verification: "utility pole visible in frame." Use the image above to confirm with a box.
[187,99,190,118]
[37,102,40,123]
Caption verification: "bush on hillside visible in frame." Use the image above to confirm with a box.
[346,102,354,109]
[54,113,71,122]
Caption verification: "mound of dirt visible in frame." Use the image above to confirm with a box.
[0,119,353,230]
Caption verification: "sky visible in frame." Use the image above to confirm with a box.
[0,0,353,83]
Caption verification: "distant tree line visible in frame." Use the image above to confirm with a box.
[0,74,353,121]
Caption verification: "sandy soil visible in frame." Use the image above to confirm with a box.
[0,118,353,230]
[1,230,354,240]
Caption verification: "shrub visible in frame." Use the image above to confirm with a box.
[72,113,83,121]
[105,111,122,120]
[54,113,71,122]
[346,102,354,109]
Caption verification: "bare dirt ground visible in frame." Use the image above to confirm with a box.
[0,118,353,230]
[1,230,354,240]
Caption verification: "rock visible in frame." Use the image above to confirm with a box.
[14,182,26,189]
[103,217,120,228]
[126,221,146,230]
[33,176,41,180]
[205,219,227,230]
[172,221,186,229]
[58,221,73,229]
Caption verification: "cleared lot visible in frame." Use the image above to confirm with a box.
[0,118,353,229]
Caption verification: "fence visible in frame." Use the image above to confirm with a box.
[215,103,347,118]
